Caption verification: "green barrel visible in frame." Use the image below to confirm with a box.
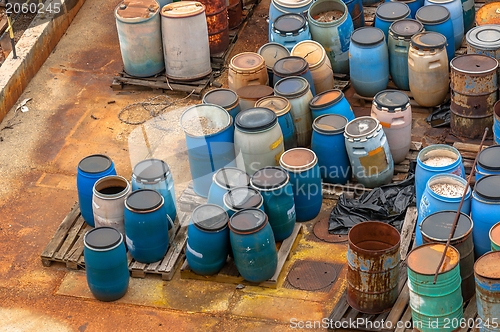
[407,243,463,332]
[490,221,500,252]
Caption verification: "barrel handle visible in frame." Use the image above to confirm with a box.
[166,214,175,228]
[428,59,442,70]
[92,201,100,209]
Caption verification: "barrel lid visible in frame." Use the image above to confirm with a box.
[376,2,410,21]
[410,31,447,49]
[230,52,266,72]
[280,148,317,172]
[224,187,263,210]
[476,2,500,26]
[85,227,122,250]
[235,107,277,132]
[309,89,344,108]
[415,5,450,24]
[161,1,205,18]
[450,54,499,74]
[192,204,228,231]
[229,208,267,233]
[273,56,309,76]
[273,13,307,34]
[467,25,500,50]
[274,0,313,9]
[203,89,239,109]
[257,43,290,70]
[426,0,454,4]
[78,154,113,174]
[236,85,274,100]
[254,96,291,116]
[351,27,385,46]
[389,19,424,38]
[421,211,472,242]
[132,158,170,183]
[313,114,348,134]
[126,189,163,211]
[478,145,500,171]
[407,243,459,275]
[290,40,326,68]
[475,175,500,200]
[251,166,289,190]
[345,116,379,138]
[115,0,159,21]
[490,222,500,248]
[274,76,310,98]
[373,90,410,112]
[213,167,250,189]
[474,251,500,279]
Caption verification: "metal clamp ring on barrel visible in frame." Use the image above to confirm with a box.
[273,27,307,37]
[373,102,410,113]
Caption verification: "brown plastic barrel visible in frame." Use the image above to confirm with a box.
[197,0,230,55]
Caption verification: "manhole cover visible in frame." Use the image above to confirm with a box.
[287,260,338,291]
[313,217,348,243]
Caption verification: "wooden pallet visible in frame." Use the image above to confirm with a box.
[453,141,490,178]
[180,223,303,288]
[41,203,187,280]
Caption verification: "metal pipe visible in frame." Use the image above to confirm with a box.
[5,0,17,59]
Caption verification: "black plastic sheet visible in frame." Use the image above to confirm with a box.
[426,103,450,128]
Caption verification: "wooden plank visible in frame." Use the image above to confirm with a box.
[410,141,422,152]
[162,253,185,281]
[54,216,86,260]
[394,164,410,174]
[383,283,409,331]
[328,290,350,324]
[457,295,478,332]
[65,224,92,268]
[453,142,489,153]
[399,206,417,261]
[394,305,413,332]
[159,226,187,273]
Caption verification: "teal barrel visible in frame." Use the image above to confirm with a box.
[202,88,242,123]
[229,209,278,283]
[83,227,129,302]
[114,0,165,77]
[347,221,401,314]
[407,243,463,332]
[180,104,236,198]
[223,186,264,217]
[207,167,250,208]
[309,89,355,122]
[490,222,500,251]
[474,251,500,332]
[186,204,230,275]
[250,167,296,241]
[475,146,500,181]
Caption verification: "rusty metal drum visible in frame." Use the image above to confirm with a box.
[450,54,498,139]
[466,25,500,65]
[228,52,269,91]
[197,0,229,54]
[228,0,243,29]
[474,251,500,331]
[475,2,500,26]
[347,221,401,314]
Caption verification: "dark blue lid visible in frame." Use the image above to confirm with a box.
[478,145,500,171]
[273,56,309,76]
[85,227,122,249]
[126,189,163,211]
[374,90,410,112]
[229,208,267,232]
[251,166,289,190]
[390,19,424,38]
[416,5,450,24]
[421,211,472,241]
[313,114,348,134]
[376,2,410,21]
[214,167,250,189]
[192,204,228,231]
[133,159,170,183]
[274,13,306,34]
[475,175,500,200]
[78,154,113,174]
[351,27,385,46]
[274,76,310,98]
[224,187,263,210]
[235,107,277,132]
[203,89,238,109]
[411,31,447,49]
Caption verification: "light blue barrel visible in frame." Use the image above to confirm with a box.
[180,104,236,198]
[416,5,455,63]
[472,175,500,258]
[202,88,242,123]
[255,96,297,150]
[186,204,230,275]
[157,0,172,8]
[229,209,278,282]
[466,25,500,70]
[131,158,176,229]
[258,43,290,87]
[490,222,500,251]
[114,0,164,77]
[124,189,169,263]
[415,144,465,209]
[349,27,389,98]
[273,56,316,96]
[309,89,355,122]
[344,117,394,188]
[388,19,424,91]
[311,114,352,184]
[375,2,411,41]
[496,101,500,144]
[416,173,471,246]
[424,0,464,50]
[84,227,129,301]
[279,148,323,222]
[474,251,500,332]
[223,186,264,217]
[268,0,313,41]
[407,243,463,332]
[250,167,297,241]
[270,13,311,52]
[342,0,364,28]
[387,0,424,18]
[77,154,116,227]
[476,146,500,181]
[308,0,354,74]
[207,167,250,208]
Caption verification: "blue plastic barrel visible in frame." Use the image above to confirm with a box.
[424,0,464,50]
[186,204,230,275]
[124,189,169,263]
[223,186,264,217]
[415,144,465,209]
[273,56,316,96]
[416,5,455,63]
[349,27,389,98]
[229,209,278,282]
[375,2,411,41]
[77,154,116,227]
[475,146,500,182]
[471,175,500,258]
[180,104,236,198]
[250,167,296,241]
[407,243,463,331]
[131,158,176,229]
[279,148,323,222]
[416,173,471,246]
[309,89,355,122]
[202,88,241,123]
[342,0,364,28]
[387,0,424,18]
[495,101,500,145]
[268,0,313,40]
[84,227,129,301]
[474,251,500,332]
[270,14,311,52]
[311,114,352,184]
[207,167,250,208]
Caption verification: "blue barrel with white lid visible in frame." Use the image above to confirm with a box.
[207,167,250,208]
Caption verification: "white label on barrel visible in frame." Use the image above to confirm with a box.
[125,236,135,251]
[287,205,296,219]
[186,242,203,259]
